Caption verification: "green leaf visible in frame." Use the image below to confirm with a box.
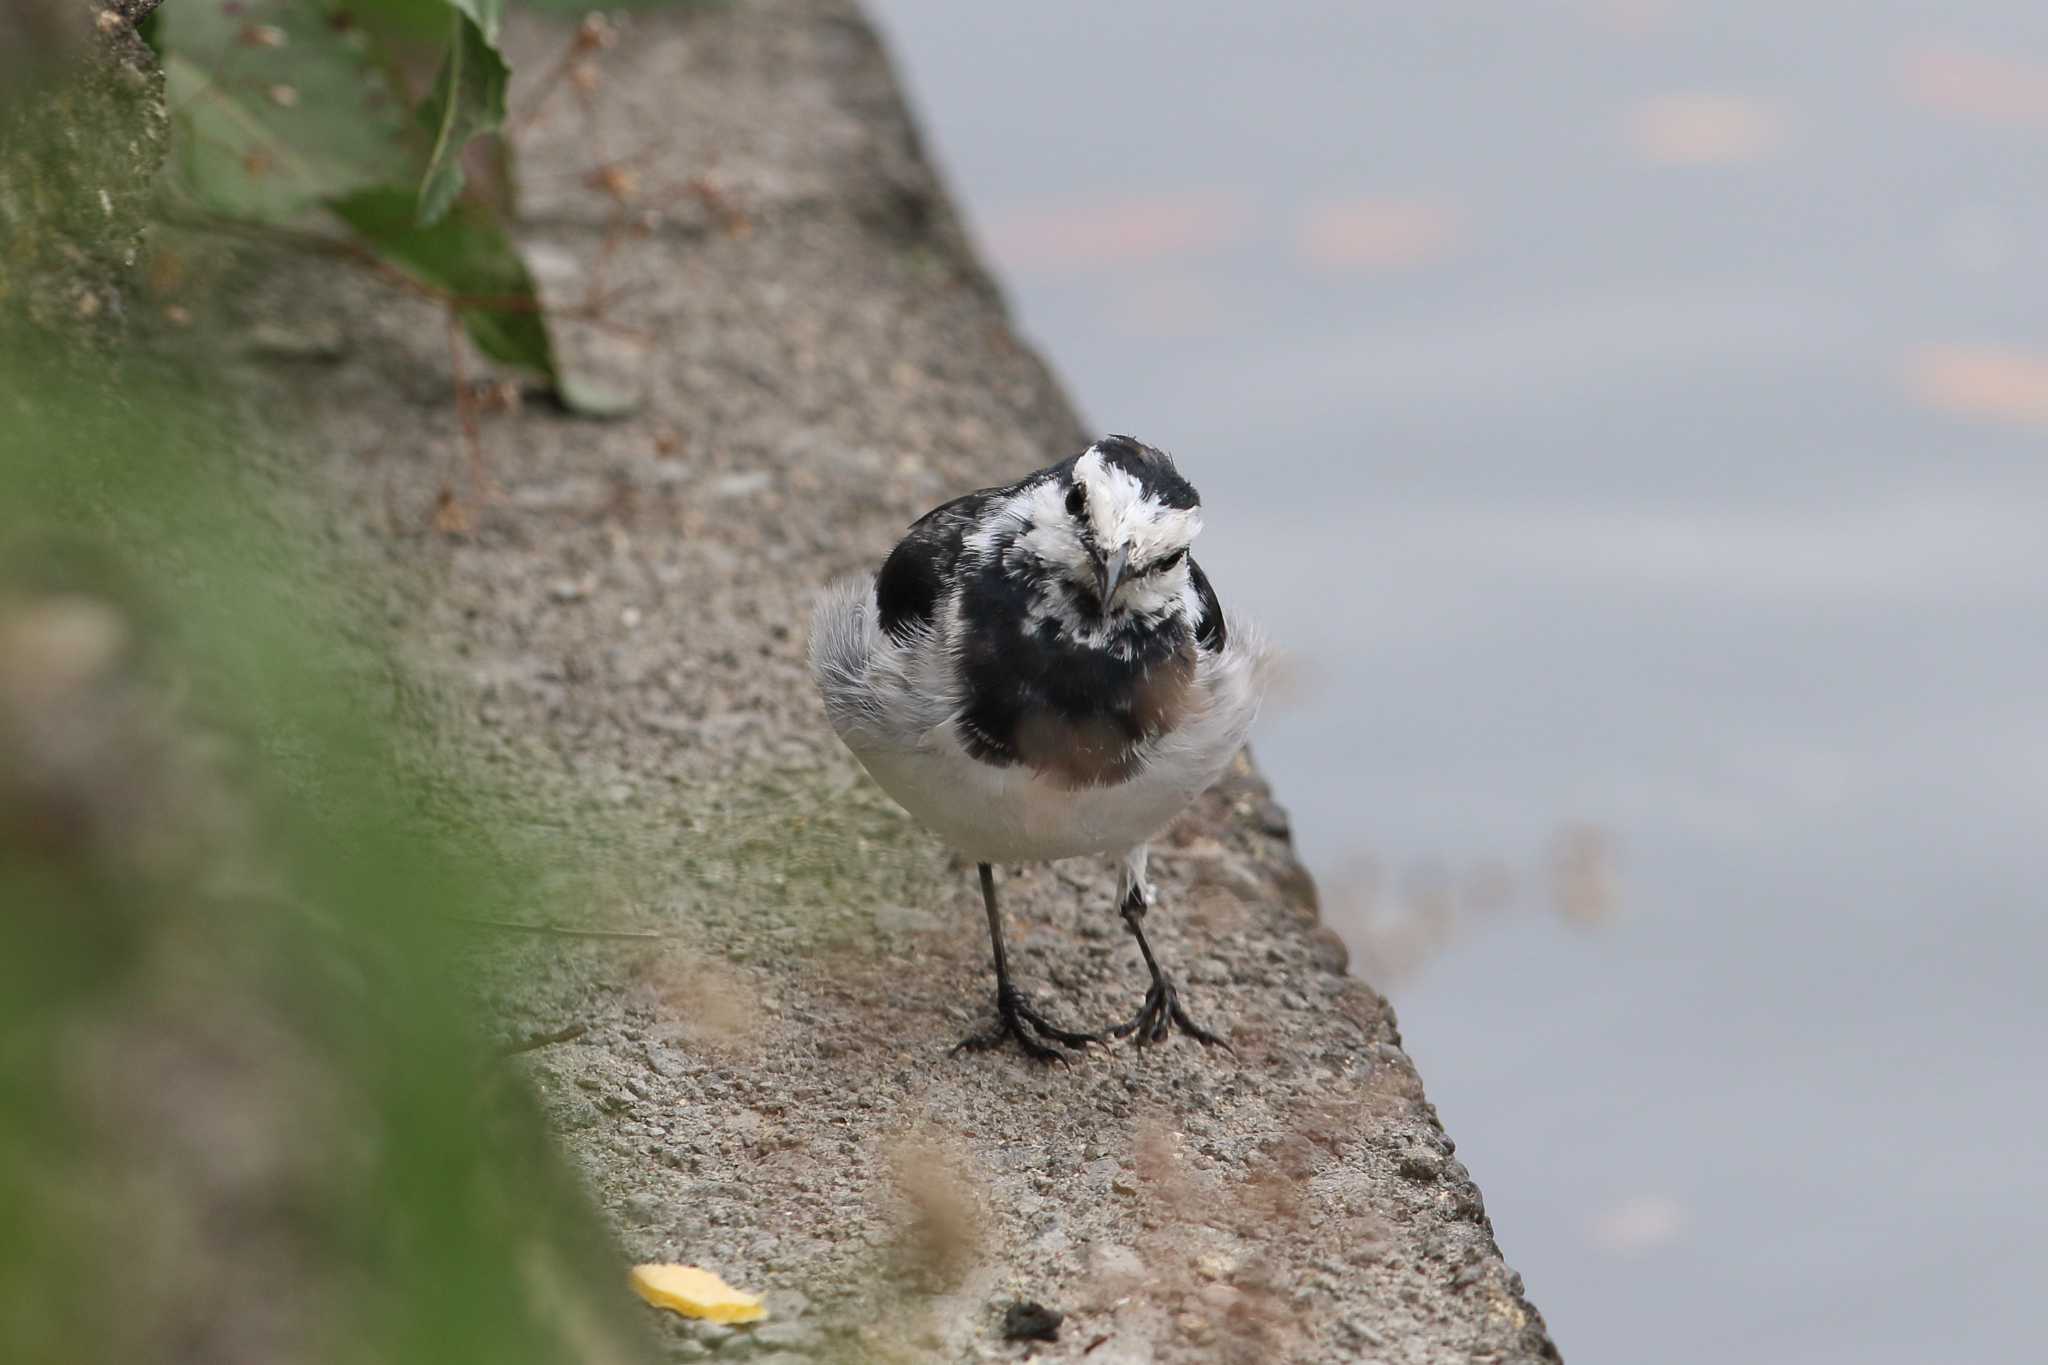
[516,0,721,11]
[329,188,558,380]
[328,0,455,48]
[156,1,416,222]
[416,14,509,226]
[446,0,507,44]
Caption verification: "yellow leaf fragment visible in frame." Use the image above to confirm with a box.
[629,1264,767,1324]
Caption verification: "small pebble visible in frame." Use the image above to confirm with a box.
[765,1289,811,1318]
[1344,1317,1387,1347]
[750,1321,822,1350]
[1398,1147,1444,1181]
[1257,799,1292,837]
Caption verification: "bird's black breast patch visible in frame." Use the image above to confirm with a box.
[953,556,1196,788]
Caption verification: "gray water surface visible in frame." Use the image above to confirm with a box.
[866,3,2048,1360]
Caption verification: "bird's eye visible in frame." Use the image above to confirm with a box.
[1152,547,1187,574]
[1065,483,1086,518]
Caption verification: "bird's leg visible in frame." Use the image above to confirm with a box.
[1107,847,1229,1048]
[954,862,1097,1062]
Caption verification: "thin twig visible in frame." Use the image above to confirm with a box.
[509,55,576,139]
[445,307,486,505]
[497,1021,590,1056]
[444,913,674,941]
[507,15,615,140]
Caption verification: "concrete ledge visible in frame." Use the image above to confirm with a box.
[244,2,1561,1360]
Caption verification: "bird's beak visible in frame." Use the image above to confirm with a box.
[1095,547,1128,621]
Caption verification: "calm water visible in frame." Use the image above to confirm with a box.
[867,3,2048,1360]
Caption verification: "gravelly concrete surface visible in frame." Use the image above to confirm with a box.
[239,2,1561,1361]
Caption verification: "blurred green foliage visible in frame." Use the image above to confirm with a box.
[152,0,610,394]
[517,0,724,9]
[0,9,880,1361]
[0,363,658,1364]
[158,2,418,223]
[0,185,653,1365]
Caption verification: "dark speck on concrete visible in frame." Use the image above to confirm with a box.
[1002,1300,1063,1342]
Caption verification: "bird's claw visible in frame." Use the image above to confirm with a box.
[1109,973,1231,1049]
[954,984,1098,1063]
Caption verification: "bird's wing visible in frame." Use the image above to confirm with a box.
[874,485,1005,641]
[1186,554,1228,653]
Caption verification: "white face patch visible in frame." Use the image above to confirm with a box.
[987,447,1203,645]
[1013,478,1089,574]
[1073,448,1203,573]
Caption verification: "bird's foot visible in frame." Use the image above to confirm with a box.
[1108,973,1231,1049]
[954,983,1097,1063]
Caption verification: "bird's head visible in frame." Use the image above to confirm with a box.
[1015,436,1203,629]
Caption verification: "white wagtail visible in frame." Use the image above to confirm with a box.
[810,436,1268,1060]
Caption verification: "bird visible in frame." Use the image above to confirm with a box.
[809,435,1268,1060]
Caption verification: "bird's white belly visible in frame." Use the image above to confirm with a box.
[849,735,1227,863]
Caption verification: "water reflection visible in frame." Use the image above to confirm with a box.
[868,4,2048,1361]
